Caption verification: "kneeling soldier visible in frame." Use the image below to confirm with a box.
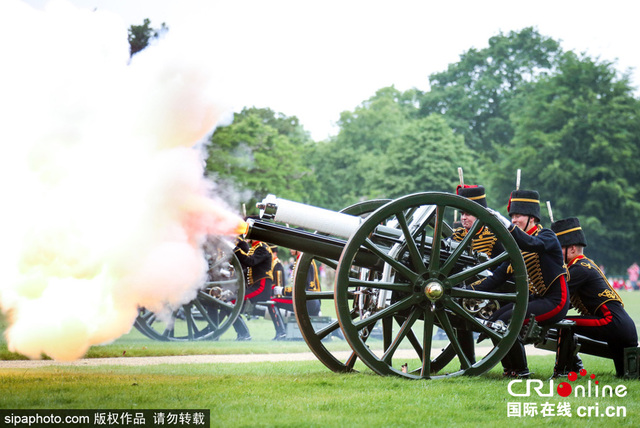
[551,217,638,377]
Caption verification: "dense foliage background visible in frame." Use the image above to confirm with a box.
[199,27,640,274]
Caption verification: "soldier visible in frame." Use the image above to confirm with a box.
[270,246,286,294]
[271,249,322,313]
[452,185,504,258]
[551,217,638,377]
[233,236,274,340]
[268,246,288,340]
[473,189,569,378]
[452,184,503,363]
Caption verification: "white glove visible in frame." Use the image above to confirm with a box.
[487,208,512,229]
[272,286,284,296]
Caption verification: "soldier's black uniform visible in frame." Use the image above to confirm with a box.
[473,190,569,377]
[551,217,638,377]
[272,254,321,316]
[565,255,637,376]
[232,239,274,340]
[234,240,273,303]
[475,223,569,320]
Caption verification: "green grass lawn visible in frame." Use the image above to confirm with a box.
[1,292,640,426]
[1,356,638,427]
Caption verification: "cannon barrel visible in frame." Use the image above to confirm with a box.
[245,218,382,267]
[250,195,484,269]
[259,194,369,239]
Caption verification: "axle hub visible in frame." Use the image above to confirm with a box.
[424,281,444,301]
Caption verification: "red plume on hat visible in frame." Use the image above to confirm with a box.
[456,185,487,208]
[456,184,479,194]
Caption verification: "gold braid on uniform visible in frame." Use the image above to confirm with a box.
[451,226,499,258]
[471,227,499,258]
[246,244,273,285]
[507,251,548,296]
[284,258,298,295]
[570,293,591,316]
[308,260,321,292]
[569,257,623,316]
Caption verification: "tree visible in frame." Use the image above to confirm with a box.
[206,107,317,212]
[419,27,562,155]
[128,18,168,57]
[490,52,640,272]
[309,87,422,209]
[380,114,480,198]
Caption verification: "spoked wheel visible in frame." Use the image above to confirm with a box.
[134,251,245,341]
[292,200,389,372]
[334,192,528,379]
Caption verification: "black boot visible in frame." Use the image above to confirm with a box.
[458,330,476,366]
[233,316,252,341]
[504,341,531,378]
[268,304,287,340]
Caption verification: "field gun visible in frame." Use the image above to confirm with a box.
[243,192,529,379]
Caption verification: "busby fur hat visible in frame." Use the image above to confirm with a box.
[456,185,487,208]
[507,189,540,221]
[551,217,587,247]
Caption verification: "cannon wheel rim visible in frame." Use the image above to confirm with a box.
[334,192,528,379]
[292,199,389,372]
[134,252,245,341]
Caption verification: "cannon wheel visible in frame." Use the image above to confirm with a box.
[334,192,528,378]
[292,199,389,372]
[134,251,245,341]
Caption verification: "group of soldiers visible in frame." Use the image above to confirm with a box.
[454,184,638,378]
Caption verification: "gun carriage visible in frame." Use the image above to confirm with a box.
[247,192,529,379]
[134,191,638,378]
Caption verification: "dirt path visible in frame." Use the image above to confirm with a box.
[0,346,549,369]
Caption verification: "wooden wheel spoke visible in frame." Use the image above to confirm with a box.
[447,251,510,285]
[381,309,421,364]
[312,256,338,270]
[347,278,411,293]
[305,291,335,301]
[396,211,427,275]
[345,351,359,369]
[198,290,238,311]
[429,205,446,272]
[421,306,435,377]
[193,299,220,330]
[440,219,482,275]
[449,288,517,303]
[314,319,342,340]
[435,309,471,370]
[182,306,197,340]
[363,238,418,282]
[352,295,416,330]
[446,299,504,341]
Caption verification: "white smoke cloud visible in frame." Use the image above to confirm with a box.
[0,0,243,360]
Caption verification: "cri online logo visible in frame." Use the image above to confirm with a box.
[508,370,628,398]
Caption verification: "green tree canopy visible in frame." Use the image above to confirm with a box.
[309,87,419,209]
[206,107,317,212]
[380,114,479,198]
[128,18,168,57]
[309,87,480,209]
[490,52,640,272]
[419,27,562,155]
